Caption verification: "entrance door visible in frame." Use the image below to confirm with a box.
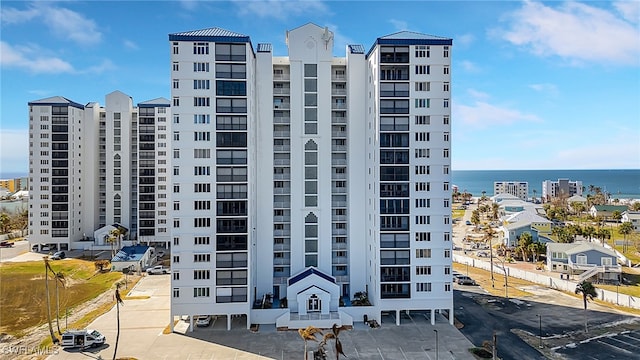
[307,294,321,312]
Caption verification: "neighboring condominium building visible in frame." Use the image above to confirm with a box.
[494,181,529,200]
[542,178,583,201]
[169,23,453,330]
[27,91,171,251]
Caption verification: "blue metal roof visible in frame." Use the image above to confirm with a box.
[138,97,171,108]
[169,27,250,43]
[366,31,452,58]
[257,43,272,53]
[348,44,365,54]
[288,267,335,286]
[28,96,84,109]
[111,245,149,262]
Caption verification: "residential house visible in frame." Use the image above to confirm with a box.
[500,210,552,247]
[621,211,640,231]
[546,242,621,283]
[589,205,629,220]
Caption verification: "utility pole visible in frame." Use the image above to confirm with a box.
[492,331,497,360]
[434,329,439,360]
[537,314,543,348]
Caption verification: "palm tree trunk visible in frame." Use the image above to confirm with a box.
[113,299,120,360]
[56,279,61,334]
[45,261,57,343]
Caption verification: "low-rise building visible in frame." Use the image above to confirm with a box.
[589,205,629,220]
[546,242,621,283]
[494,182,528,200]
[621,211,640,231]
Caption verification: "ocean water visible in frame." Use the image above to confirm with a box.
[452,169,640,199]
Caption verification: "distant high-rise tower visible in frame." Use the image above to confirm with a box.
[168,24,453,330]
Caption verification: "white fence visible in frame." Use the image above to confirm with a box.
[453,254,640,310]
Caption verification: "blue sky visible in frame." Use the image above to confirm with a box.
[1,0,639,176]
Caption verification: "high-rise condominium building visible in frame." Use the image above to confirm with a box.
[494,181,529,200]
[542,178,583,201]
[27,91,171,251]
[169,23,453,330]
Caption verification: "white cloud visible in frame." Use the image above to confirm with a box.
[1,3,102,44]
[501,1,640,66]
[454,101,541,128]
[179,0,199,11]
[81,59,116,74]
[459,60,480,73]
[0,41,74,74]
[389,19,409,32]
[467,89,490,100]
[123,40,139,50]
[234,0,328,20]
[455,33,475,47]
[528,83,559,96]
[614,1,640,23]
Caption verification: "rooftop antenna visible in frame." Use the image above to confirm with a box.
[321,26,333,50]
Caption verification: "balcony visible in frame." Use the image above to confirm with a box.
[274,102,290,109]
[273,201,291,209]
[332,75,346,81]
[332,187,347,194]
[273,116,290,124]
[273,73,290,81]
[273,173,291,180]
[274,187,291,195]
[274,158,290,166]
[273,131,291,138]
[273,229,291,237]
[332,256,348,265]
[332,241,347,250]
[332,145,347,152]
[332,89,347,95]
[331,103,347,110]
[273,243,291,251]
[273,258,291,265]
[331,173,347,180]
[332,228,347,236]
[332,116,346,124]
[273,145,290,152]
[332,131,347,138]
[332,158,347,166]
[332,201,347,207]
[273,88,290,95]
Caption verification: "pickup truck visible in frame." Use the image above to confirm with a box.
[146,265,169,275]
[0,241,14,248]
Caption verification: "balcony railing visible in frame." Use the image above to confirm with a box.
[274,102,290,109]
[273,74,290,80]
[273,173,291,180]
[332,89,347,95]
[273,88,291,95]
[332,117,346,124]
[273,117,290,124]
[332,103,347,110]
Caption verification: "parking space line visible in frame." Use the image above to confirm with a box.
[377,347,385,359]
[597,338,633,354]
[607,335,639,350]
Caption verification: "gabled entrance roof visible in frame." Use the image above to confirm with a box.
[288,267,335,286]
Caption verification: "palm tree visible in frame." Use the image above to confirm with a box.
[484,227,497,287]
[491,203,499,221]
[55,272,66,335]
[113,283,124,360]
[532,189,537,203]
[619,222,634,253]
[575,281,598,332]
[516,232,533,262]
[0,212,10,234]
[319,324,348,360]
[43,256,58,344]
[298,325,323,359]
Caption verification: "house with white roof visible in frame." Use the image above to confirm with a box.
[500,210,552,247]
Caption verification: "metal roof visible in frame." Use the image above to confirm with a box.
[169,27,250,43]
[257,43,272,53]
[138,97,171,108]
[366,30,452,58]
[288,267,335,286]
[28,96,84,109]
[348,44,365,54]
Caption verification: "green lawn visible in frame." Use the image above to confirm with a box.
[0,259,122,336]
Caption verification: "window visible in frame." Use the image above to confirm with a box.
[194,114,210,124]
[195,236,210,245]
[443,116,449,125]
[193,270,211,280]
[444,66,449,75]
[415,45,427,58]
[444,99,449,108]
[415,148,429,158]
[444,132,450,142]
[172,62,179,71]
[194,166,210,176]
[416,232,430,241]
[215,43,246,61]
[415,82,430,91]
[415,65,429,74]
[193,287,210,297]
[173,97,179,107]
[416,266,431,275]
[415,99,429,108]
[172,42,179,54]
[173,79,179,89]
[443,148,450,158]
[173,288,179,297]
[194,253,211,262]
[443,82,449,92]
[193,42,209,55]
[415,115,430,125]
[416,249,431,258]
[445,283,452,292]
[173,272,180,280]
[193,79,210,89]
[444,46,449,58]
[416,215,430,224]
[193,97,210,107]
[194,62,210,72]
[416,283,432,292]
[415,132,429,142]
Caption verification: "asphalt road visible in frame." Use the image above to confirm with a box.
[0,239,29,261]
[454,284,640,360]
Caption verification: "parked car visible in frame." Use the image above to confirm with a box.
[61,329,105,349]
[455,276,476,285]
[195,315,212,327]
[476,251,489,258]
[146,265,169,275]
[465,220,472,226]
[51,251,66,260]
[0,241,14,248]
[157,250,166,259]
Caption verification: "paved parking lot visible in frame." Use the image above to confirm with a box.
[47,274,476,360]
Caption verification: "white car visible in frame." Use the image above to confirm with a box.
[146,265,169,275]
[195,315,212,327]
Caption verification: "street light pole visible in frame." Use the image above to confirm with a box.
[434,329,439,360]
[537,314,543,348]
